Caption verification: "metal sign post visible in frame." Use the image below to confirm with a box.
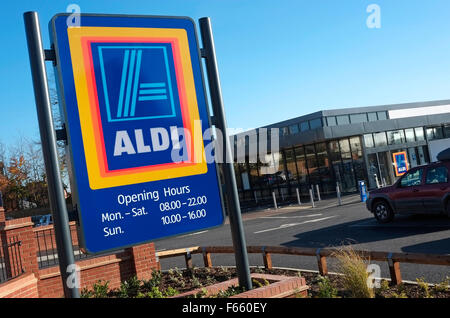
[199,17,252,291]
[23,11,79,298]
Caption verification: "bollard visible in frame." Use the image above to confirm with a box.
[358,181,368,202]
[272,191,278,210]
[309,188,315,208]
[254,191,258,204]
[296,188,302,206]
[374,174,380,188]
[336,182,342,206]
[315,184,321,201]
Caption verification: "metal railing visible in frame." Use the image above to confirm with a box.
[34,224,88,269]
[156,245,450,286]
[34,223,124,269]
[0,236,24,283]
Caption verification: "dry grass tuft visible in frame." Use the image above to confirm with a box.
[333,246,374,298]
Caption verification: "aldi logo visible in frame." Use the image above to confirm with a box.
[66,26,207,189]
[97,45,177,122]
[393,151,409,177]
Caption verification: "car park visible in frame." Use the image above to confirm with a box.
[366,148,450,223]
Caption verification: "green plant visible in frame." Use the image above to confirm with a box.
[253,267,265,274]
[192,288,209,298]
[218,266,232,278]
[119,276,142,298]
[167,268,185,288]
[186,288,208,298]
[142,270,162,290]
[214,285,246,298]
[396,283,407,294]
[81,280,110,298]
[134,286,178,298]
[164,286,179,297]
[252,278,270,288]
[389,291,408,298]
[316,275,338,298]
[433,276,449,293]
[375,279,390,297]
[252,278,263,288]
[191,274,202,288]
[205,275,216,286]
[173,267,184,278]
[333,246,374,298]
[80,289,92,298]
[416,277,432,298]
[145,286,164,298]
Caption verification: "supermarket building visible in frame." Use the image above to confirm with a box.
[231,100,450,207]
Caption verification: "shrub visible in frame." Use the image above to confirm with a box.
[316,275,338,298]
[142,270,162,290]
[333,246,374,298]
[119,276,142,298]
[81,280,110,298]
[164,286,179,297]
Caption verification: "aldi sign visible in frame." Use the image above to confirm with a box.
[392,151,409,177]
[50,14,225,253]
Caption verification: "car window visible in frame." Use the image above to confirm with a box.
[425,166,449,184]
[400,168,423,187]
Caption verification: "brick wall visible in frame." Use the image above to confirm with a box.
[0,273,39,298]
[38,251,135,297]
[0,208,157,298]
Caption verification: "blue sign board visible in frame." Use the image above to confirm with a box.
[50,14,225,253]
[393,151,409,177]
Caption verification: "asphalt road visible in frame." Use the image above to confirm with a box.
[155,195,450,284]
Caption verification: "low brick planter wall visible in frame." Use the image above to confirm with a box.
[172,274,309,298]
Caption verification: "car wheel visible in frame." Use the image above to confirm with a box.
[373,200,394,224]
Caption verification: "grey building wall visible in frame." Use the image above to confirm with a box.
[233,99,450,154]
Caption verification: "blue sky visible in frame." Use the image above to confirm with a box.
[1,0,450,147]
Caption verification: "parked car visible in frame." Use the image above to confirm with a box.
[366,150,450,223]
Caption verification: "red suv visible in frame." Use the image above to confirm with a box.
[366,152,450,223]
